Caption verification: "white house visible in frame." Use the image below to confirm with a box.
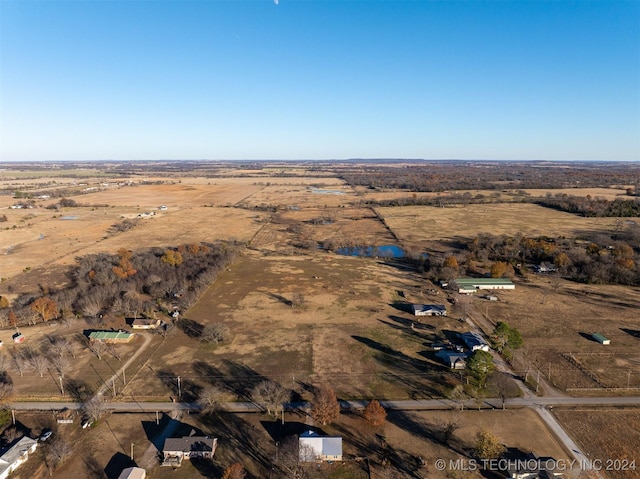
[411,304,447,317]
[0,436,37,479]
[299,431,342,462]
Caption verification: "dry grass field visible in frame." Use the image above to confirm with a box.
[379,203,625,245]
[1,168,639,478]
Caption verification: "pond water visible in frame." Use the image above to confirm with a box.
[310,188,345,195]
[336,244,407,258]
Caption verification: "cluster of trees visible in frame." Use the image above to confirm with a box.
[455,229,640,286]
[0,242,236,329]
[537,194,640,217]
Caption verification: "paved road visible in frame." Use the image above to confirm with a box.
[10,395,640,413]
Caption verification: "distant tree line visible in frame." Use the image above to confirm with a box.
[338,161,640,192]
[0,242,237,329]
[536,193,640,217]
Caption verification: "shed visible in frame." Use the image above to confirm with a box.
[592,333,610,345]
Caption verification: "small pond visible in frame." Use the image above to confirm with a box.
[336,244,407,258]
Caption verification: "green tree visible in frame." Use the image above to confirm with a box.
[491,322,523,353]
[467,350,495,388]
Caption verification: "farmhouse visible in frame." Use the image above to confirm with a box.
[453,278,515,293]
[299,430,343,462]
[592,333,610,345]
[0,436,37,479]
[88,330,135,343]
[436,350,468,370]
[162,436,217,466]
[411,304,447,316]
[131,318,162,330]
[461,331,490,352]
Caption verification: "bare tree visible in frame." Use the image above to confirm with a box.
[309,385,340,426]
[105,343,122,361]
[449,384,468,411]
[51,355,71,379]
[198,385,224,412]
[83,395,106,422]
[251,380,290,417]
[489,372,517,410]
[11,352,31,377]
[87,340,106,360]
[435,413,460,446]
[29,353,50,378]
[45,437,73,475]
[1,426,22,446]
[276,435,309,479]
[201,324,230,344]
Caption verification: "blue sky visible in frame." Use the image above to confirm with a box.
[1,0,638,162]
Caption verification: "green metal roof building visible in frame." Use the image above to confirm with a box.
[88,331,135,343]
[453,278,515,293]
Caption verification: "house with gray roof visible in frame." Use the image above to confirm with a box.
[162,436,217,466]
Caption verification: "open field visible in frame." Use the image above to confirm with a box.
[554,408,640,479]
[379,203,627,244]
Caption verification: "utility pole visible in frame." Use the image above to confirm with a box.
[156,411,160,425]
[123,368,126,385]
[177,376,182,399]
[130,443,134,461]
[628,370,632,388]
[536,370,540,393]
[59,376,64,396]
[11,410,15,426]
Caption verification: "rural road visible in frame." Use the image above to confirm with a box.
[10,395,640,412]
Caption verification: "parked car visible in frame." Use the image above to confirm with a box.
[39,430,53,441]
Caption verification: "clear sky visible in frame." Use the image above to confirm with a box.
[1,0,638,162]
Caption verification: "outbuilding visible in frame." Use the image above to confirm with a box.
[592,333,610,345]
[411,304,447,317]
